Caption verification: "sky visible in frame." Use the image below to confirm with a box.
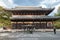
[0,0,60,16]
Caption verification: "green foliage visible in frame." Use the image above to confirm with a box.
[54,13,60,16]
[54,20,60,29]
[57,7,60,13]
[54,7,60,16]
[0,6,12,28]
[54,7,60,29]
[0,6,4,11]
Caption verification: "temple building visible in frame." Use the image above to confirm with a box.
[4,6,60,29]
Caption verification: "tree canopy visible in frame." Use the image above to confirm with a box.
[0,6,12,29]
[54,7,60,16]
[54,7,60,29]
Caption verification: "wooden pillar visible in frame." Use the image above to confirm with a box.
[46,21,47,29]
[20,11,21,15]
[33,19,34,30]
[31,11,32,15]
[23,20,24,29]
[16,20,17,29]
[23,19,26,31]
[21,11,22,15]
[52,19,54,28]
[40,20,41,29]
[15,11,16,15]
[29,19,34,31]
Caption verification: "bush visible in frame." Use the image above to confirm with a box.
[55,26,60,29]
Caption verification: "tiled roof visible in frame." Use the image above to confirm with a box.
[10,15,60,20]
[4,6,54,11]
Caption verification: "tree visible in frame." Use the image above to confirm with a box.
[54,7,60,16]
[54,7,60,29]
[54,20,60,29]
[0,6,12,29]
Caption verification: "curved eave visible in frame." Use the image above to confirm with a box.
[46,8,54,15]
[4,8,54,15]
[10,16,60,21]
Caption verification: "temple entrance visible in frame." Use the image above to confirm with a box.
[12,21,53,29]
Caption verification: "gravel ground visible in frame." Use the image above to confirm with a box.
[0,31,60,40]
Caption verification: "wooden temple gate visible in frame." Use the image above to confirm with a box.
[11,20,53,29]
[4,6,56,30]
